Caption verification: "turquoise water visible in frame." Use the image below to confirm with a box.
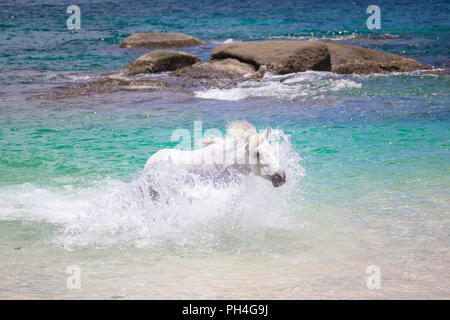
[0,0,449,298]
[1,0,449,71]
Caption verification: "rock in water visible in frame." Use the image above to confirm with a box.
[211,41,331,74]
[35,74,173,100]
[211,40,431,75]
[208,58,256,75]
[171,58,257,84]
[120,33,203,49]
[322,42,431,74]
[124,50,201,75]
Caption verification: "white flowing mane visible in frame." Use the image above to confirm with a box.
[200,120,258,148]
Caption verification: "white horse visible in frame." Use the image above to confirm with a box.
[142,121,286,199]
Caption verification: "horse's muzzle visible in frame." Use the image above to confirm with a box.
[270,170,286,187]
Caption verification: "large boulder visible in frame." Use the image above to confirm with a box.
[123,50,200,75]
[120,33,203,49]
[208,58,256,75]
[322,42,431,74]
[211,41,331,74]
[171,58,259,86]
[211,40,431,75]
[172,58,256,79]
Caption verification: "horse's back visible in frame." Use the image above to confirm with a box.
[144,148,187,171]
[144,149,170,171]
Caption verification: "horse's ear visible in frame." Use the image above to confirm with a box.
[263,125,270,139]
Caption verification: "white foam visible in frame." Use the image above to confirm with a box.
[44,72,92,82]
[194,71,362,101]
[267,32,358,41]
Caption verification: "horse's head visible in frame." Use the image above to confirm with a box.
[248,126,286,187]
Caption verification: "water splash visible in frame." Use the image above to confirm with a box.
[194,71,362,101]
[0,130,304,251]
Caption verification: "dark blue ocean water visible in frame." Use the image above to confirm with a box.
[1,0,449,72]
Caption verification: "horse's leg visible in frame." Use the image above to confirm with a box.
[148,185,160,202]
[141,170,160,202]
[138,185,145,198]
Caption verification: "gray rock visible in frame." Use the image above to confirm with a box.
[209,58,256,75]
[171,58,260,86]
[35,74,173,100]
[211,40,431,75]
[120,33,203,49]
[172,58,256,79]
[124,50,200,75]
[211,41,331,74]
[323,42,431,74]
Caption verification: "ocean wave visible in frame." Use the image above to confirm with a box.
[194,71,362,101]
[0,130,304,251]
[267,33,357,41]
[43,72,95,82]
[266,32,411,42]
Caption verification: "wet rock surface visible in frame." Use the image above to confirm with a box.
[123,50,201,75]
[211,41,331,74]
[35,74,174,100]
[171,58,260,86]
[120,33,203,49]
[39,40,438,99]
[211,40,431,75]
[323,42,431,74]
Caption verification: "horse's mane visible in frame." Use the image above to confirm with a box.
[200,120,257,148]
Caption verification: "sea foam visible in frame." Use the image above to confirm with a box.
[0,130,304,251]
[194,71,362,101]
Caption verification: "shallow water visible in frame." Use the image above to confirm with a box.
[0,0,449,299]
